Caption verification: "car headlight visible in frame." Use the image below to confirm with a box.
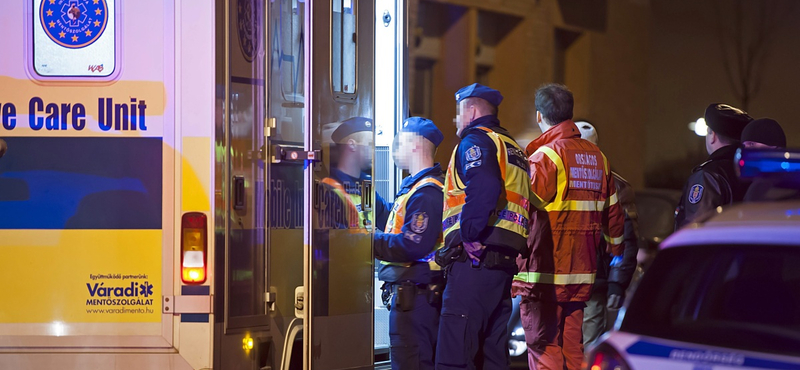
[584,343,631,370]
[508,339,526,357]
[508,326,527,357]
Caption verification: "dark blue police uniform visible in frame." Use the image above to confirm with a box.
[375,117,445,370]
[437,84,523,370]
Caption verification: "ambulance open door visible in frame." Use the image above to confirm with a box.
[303,0,377,369]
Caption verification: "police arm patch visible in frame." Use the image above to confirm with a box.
[408,212,429,233]
[465,145,482,161]
[404,231,422,243]
[688,184,704,204]
[465,160,482,171]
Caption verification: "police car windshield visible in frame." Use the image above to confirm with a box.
[621,245,800,357]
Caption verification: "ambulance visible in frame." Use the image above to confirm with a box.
[0,1,406,369]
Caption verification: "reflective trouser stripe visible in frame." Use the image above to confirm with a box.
[513,272,596,285]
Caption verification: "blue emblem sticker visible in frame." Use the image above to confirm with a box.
[465,145,481,161]
[409,212,429,233]
[688,184,704,204]
[40,0,109,49]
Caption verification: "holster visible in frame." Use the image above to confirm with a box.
[435,244,466,267]
[380,282,393,311]
[481,250,518,274]
[426,281,444,308]
[394,281,417,312]
[383,281,444,312]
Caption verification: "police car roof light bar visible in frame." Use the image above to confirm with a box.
[735,148,800,180]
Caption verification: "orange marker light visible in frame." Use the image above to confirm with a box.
[181,212,207,284]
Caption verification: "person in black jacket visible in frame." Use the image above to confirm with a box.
[577,121,641,346]
[740,118,798,201]
[675,104,752,230]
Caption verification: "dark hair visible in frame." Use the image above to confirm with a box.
[535,83,574,125]
[713,130,739,146]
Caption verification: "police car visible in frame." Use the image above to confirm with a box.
[585,148,800,370]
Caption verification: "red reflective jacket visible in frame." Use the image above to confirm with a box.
[513,120,624,302]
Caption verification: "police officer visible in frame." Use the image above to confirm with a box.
[318,117,390,230]
[375,117,445,370]
[675,104,752,230]
[742,118,786,149]
[436,83,532,369]
[740,118,795,201]
[577,121,641,347]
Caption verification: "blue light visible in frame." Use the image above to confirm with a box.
[737,148,800,179]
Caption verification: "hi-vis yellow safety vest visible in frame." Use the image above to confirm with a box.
[442,126,531,252]
[321,177,365,229]
[381,177,444,270]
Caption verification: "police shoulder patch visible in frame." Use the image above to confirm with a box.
[409,212,429,233]
[688,184,704,204]
[465,145,481,161]
[465,160,482,171]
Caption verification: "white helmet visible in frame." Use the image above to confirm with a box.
[575,120,598,146]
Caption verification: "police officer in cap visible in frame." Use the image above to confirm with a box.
[740,118,796,201]
[436,83,532,369]
[675,103,752,229]
[375,117,445,370]
[319,117,390,230]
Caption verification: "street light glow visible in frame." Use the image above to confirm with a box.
[689,117,707,137]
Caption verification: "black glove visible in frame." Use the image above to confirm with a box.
[607,282,624,309]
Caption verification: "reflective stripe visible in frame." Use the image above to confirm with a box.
[443,127,531,244]
[492,209,529,229]
[321,177,362,228]
[546,199,607,212]
[604,234,624,246]
[608,192,618,207]
[442,213,460,232]
[513,272,596,285]
[534,146,566,210]
[535,145,616,213]
[380,177,444,267]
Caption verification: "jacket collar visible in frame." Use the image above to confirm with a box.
[525,120,581,156]
[696,144,739,170]
[459,115,500,139]
[398,164,443,195]
[708,144,738,161]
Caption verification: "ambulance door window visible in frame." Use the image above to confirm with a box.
[331,0,356,97]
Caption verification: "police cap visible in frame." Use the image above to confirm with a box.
[401,116,443,147]
[455,83,503,107]
[331,117,373,144]
[742,118,786,148]
[704,103,752,140]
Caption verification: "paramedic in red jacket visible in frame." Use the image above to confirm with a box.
[513,84,625,370]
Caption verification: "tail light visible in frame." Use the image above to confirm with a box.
[181,212,207,284]
[584,343,632,370]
